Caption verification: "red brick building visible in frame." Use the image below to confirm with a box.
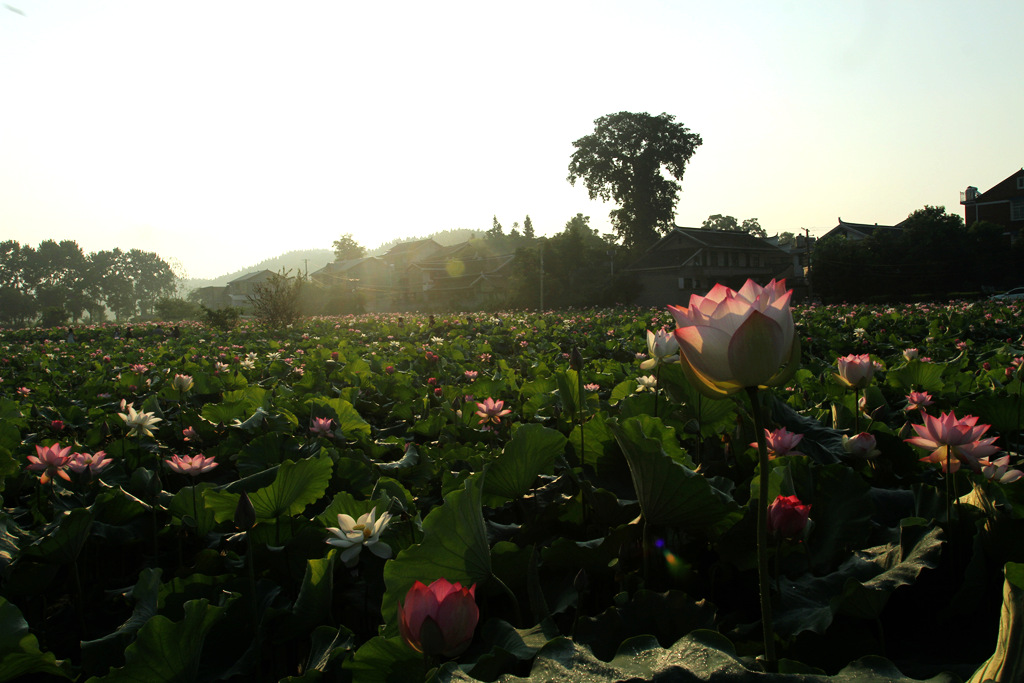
[961,168,1024,233]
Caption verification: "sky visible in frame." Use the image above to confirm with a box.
[1,1,1021,280]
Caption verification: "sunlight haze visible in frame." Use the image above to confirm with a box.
[1,0,1020,279]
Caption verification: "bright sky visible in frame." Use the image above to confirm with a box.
[1,1,1021,280]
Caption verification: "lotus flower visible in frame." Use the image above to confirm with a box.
[165,454,219,476]
[835,354,876,389]
[325,507,393,565]
[979,455,1024,484]
[309,417,333,438]
[905,411,1000,473]
[26,443,73,484]
[753,428,804,459]
[118,404,162,438]
[905,391,934,412]
[475,398,511,425]
[171,374,194,392]
[398,578,479,658]
[639,328,680,370]
[68,450,113,475]
[766,494,811,539]
[669,279,798,397]
[842,432,881,459]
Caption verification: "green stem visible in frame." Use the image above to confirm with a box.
[491,572,522,625]
[747,386,777,670]
[654,364,661,418]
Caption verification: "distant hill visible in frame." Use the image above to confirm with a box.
[179,230,489,293]
[368,229,485,256]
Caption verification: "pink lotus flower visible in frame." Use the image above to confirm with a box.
[475,398,511,425]
[68,450,113,475]
[767,494,811,539]
[310,417,333,438]
[905,391,934,412]
[50,419,65,432]
[398,578,479,658]
[835,354,876,389]
[903,348,919,361]
[843,432,881,458]
[979,455,1024,484]
[905,411,1000,473]
[182,426,200,442]
[752,428,804,459]
[26,443,73,484]
[165,454,219,476]
[669,279,797,397]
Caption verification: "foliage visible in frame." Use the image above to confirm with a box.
[700,214,766,237]
[248,270,304,328]
[567,111,703,250]
[809,205,1024,302]
[201,304,241,330]
[153,297,203,322]
[332,233,367,261]
[0,240,177,324]
[1,298,1023,680]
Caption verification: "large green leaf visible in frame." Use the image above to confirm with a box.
[342,636,424,683]
[81,568,162,674]
[280,551,336,639]
[886,359,946,393]
[774,524,944,637]
[91,598,229,683]
[0,596,70,681]
[307,397,371,437]
[248,454,334,520]
[22,508,92,565]
[613,418,740,536]
[482,424,566,506]
[380,475,491,636]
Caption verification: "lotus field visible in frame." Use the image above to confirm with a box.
[4,282,1024,682]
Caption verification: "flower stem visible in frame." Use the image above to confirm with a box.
[746,386,777,670]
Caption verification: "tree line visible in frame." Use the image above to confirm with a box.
[809,206,1024,302]
[0,240,177,327]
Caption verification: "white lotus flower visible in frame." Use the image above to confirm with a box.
[326,506,393,565]
[118,404,162,437]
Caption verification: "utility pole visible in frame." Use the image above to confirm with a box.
[303,259,309,279]
[539,240,545,311]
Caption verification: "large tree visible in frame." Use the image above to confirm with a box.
[567,111,702,250]
[700,214,767,238]
[332,233,366,261]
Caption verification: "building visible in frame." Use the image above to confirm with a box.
[819,218,907,242]
[404,240,514,311]
[192,270,279,312]
[961,168,1024,235]
[624,227,798,307]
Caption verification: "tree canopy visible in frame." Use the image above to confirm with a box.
[700,214,766,238]
[332,234,366,261]
[567,111,702,251]
[809,205,1021,301]
[0,240,176,326]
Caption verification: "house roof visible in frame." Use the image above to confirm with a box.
[311,257,379,276]
[384,238,442,255]
[820,218,907,242]
[968,168,1024,203]
[227,270,277,284]
[626,227,790,272]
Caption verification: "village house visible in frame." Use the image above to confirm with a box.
[624,227,799,307]
[961,167,1024,236]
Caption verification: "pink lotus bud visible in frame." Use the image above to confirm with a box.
[398,578,479,658]
[767,495,811,539]
[835,354,875,389]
